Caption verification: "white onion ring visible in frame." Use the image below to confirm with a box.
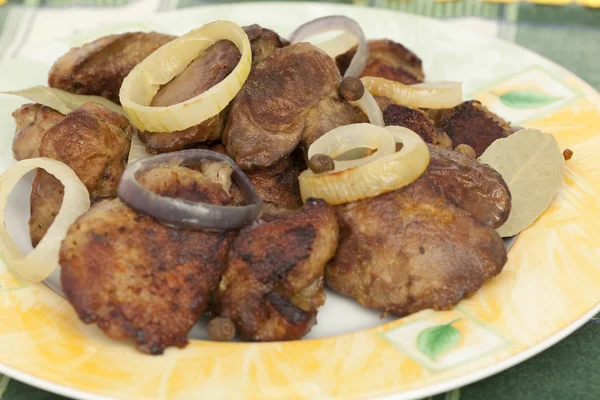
[118,150,263,231]
[0,158,90,281]
[289,15,368,78]
[350,88,384,126]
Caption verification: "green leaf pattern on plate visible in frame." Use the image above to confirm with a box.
[499,90,561,109]
[416,319,461,361]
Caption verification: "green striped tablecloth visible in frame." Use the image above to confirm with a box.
[0,1,599,399]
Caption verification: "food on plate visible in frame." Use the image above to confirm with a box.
[0,16,566,353]
[215,198,339,341]
[383,103,452,149]
[433,100,513,157]
[60,167,230,354]
[223,42,355,169]
[337,39,425,84]
[29,102,132,246]
[11,103,64,160]
[426,145,511,229]
[325,173,507,316]
[49,32,175,103]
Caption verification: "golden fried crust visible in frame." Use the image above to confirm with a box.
[384,104,452,149]
[326,175,506,316]
[48,32,175,103]
[438,100,512,157]
[230,156,303,210]
[336,39,424,84]
[11,104,64,160]
[243,24,289,65]
[216,199,339,341]
[426,145,511,229]
[223,43,355,169]
[60,167,230,354]
[29,102,132,246]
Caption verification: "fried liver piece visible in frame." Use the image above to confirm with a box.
[48,32,175,103]
[336,39,424,84]
[29,102,132,246]
[139,40,241,153]
[425,145,511,229]
[437,100,512,157]
[326,175,507,316]
[216,199,339,341]
[60,167,230,354]
[384,104,452,149]
[244,24,290,65]
[223,42,355,169]
[11,103,64,160]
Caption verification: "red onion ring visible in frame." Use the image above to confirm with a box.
[118,149,263,231]
[289,15,368,78]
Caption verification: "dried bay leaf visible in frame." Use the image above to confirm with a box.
[479,128,564,237]
[1,86,126,116]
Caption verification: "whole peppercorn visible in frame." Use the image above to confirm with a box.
[563,149,573,161]
[339,77,365,102]
[207,317,236,342]
[454,144,476,159]
[308,154,335,173]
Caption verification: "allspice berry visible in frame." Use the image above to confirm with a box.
[563,149,573,161]
[339,76,365,102]
[207,317,236,342]
[308,154,335,173]
[454,144,476,159]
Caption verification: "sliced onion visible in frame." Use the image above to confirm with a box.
[0,158,90,281]
[289,16,368,78]
[119,21,252,133]
[362,77,463,109]
[300,125,430,205]
[350,87,384,126]
[315,31,359,58]
[118,150,263,231]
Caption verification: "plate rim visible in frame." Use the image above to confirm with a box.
[1,2,599,400]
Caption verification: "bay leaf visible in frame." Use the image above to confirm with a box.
[479,128,564,237]
[416,319,461,361]
[499,90,560,109]
[1,86,126,116]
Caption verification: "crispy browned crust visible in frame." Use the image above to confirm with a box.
[223,42,355,169]
[425,145,511,228]
[243,24,290,65]
[326,175,507,316]
[60,167,230,355]
[230,155,303,210]
[29,102,132,246]
[336,39,424,84]
[48,32,175,103]
[437,100,512,157]
[216,199,339,341]
[384,104,452,149]
[11,104,64,160]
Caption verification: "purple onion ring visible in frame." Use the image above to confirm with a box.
[289,15,368,78]
[118,149,263,231]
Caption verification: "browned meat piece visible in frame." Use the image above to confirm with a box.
[223,42,355,169]
[426,145,511,229]
[336,39,424,84]
[139,40,241,153]
[230,156,303,210]
[437,100,512,157]
[11,104,64,160]
[384,104,452,149]
[326,175,507,316]
[216,199,339,341]
[244,24,289,65]
[48,32,174,103]
[60,166,230,354]
[29,102,132,246]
